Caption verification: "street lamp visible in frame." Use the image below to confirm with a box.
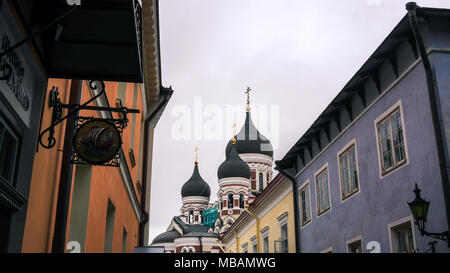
[407,183,449,246]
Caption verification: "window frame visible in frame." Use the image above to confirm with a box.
[374,101,409,178]
[346,235,363,253]
[261,226,269,253]
[337,139,361,202]
[314,163,332,217]
[299,180,312,227]
[387,216,417,253]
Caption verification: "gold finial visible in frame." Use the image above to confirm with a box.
[245,87,251,112]
[195,146,199,165]
[232,123,237,144]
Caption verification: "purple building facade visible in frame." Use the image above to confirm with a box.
[277,4,450,253]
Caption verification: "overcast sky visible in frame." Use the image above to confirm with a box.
[148,0,450,243]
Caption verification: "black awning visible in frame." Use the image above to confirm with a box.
[15,0,143,82]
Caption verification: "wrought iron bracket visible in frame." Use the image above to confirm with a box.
[38,80,140,150]
[421,230,449,244]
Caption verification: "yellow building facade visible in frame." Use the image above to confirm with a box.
[220,174,295,253]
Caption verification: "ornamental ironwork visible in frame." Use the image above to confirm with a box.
[39,80,139,167]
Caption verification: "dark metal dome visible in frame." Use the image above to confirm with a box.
[152,229,181,244]
[181,164,211,198]
[225,111,273,158]
[218,143,251,179]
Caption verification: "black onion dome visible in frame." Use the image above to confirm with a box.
[152,229,181,244]
[181,164,211,198]
[225,111,273,158]
[218,143,251,179]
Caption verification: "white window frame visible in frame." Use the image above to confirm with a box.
[314,163,332,217]
[320,246,333,253]
[250,236,257,253]
[346,235,364,253]
[387,215,417,253]
[337,139,361,202]
[374,100,409,179]
[299,180,312,228]
[261,226,269,253]
[242,242,248,253]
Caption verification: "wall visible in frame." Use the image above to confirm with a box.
[295,60,448,253]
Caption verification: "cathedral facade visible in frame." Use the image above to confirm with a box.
[151,102,274,253]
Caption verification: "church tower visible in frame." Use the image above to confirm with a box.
[216,130,251,234]
[225,87,273,204]
[180,147,211,225]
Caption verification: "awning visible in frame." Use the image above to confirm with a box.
[10,0,143,83]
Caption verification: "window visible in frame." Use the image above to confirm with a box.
[122,228,128,253]
[276,212,288,253]
[250,236,257,253]
[299,182,311,226]
[346,236,363,253]
[315,166,330,215]
[376,107,407,175]
[0,117,19,186]
[199,210,204,223]
[338,143,359,200]
[242,243,248,253]
[263,237,269,253]
[279,224,288,253]
[228,194,234,208]
[320,247,333,253]
[104,200,116,253]
[189,210,194,223]
[259,173,264,192]
[389,219,416,253]
[239,194,245,209]
[261,226,269,253]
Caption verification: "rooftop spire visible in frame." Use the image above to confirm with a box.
[245,86,251,112]
[194,146,199,165]
[232,123,237,144]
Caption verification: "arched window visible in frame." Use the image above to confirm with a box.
[189,210,194,223]
[259,173,264,192]
[239,194,245,209]
[228,194,234,208]
[199,210,204,223]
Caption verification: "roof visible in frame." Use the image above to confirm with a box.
[225,111,273,158]
[181,164,211,198]
[151,229,181,244]
[276,5,450,172]
[217,143,251,179]
[173,216,218,238]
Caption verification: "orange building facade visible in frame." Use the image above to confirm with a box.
[8,0,171,253]
[22,80,152,253]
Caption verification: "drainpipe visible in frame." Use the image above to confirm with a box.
[51,80,82,253]
[245,205,261,253]
[198,236,203,253]
[406,2,450,248]
[275,164,301,253]
[234,230,239,253]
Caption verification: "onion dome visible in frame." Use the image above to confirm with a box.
[225,111,273,158]
[181,163,211,198]
[152,229,181,244]
[218,140,251,179]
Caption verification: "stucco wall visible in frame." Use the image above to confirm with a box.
[295,60,449,253]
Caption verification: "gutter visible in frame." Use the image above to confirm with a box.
[138,90,172,246]
[51,80,82,253]
[244,205,261,253]
[406,2,450,248]
[275,163,301,253]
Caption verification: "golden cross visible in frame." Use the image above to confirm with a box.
[195,146,199,164]
[245,87,251,111]
[232,123,237,144]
